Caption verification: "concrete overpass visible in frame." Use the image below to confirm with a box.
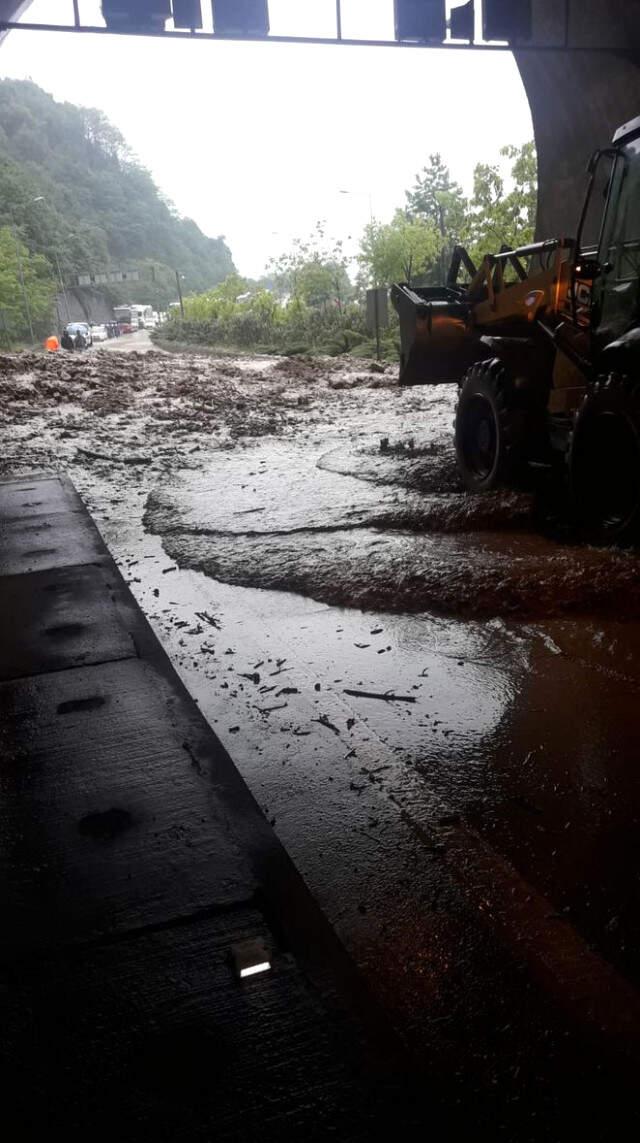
[1,1,640,243]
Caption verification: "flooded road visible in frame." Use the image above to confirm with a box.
[3,344,640,1136]
[97,327,155,354]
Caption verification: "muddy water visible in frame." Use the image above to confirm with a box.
[5,348,640,1116]
[132,359,640,998]
[144,437,640,619]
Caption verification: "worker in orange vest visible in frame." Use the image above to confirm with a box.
[45,335,59,352]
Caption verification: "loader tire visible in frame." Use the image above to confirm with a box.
[570,374,640,545]
[455,360,528,492]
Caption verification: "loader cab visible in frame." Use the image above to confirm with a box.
[576,120,640,350]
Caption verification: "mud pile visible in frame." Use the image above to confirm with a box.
[0,349,398,470]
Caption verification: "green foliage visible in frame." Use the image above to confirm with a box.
[358,212,441,286]
[269,223,351,308]
[167,226,358,356]
[405,153,467,282]
[0,225,56,345]
[463,141,538,262]
[406,153,466,238]
[159,223,364,356]
[402,143,537,282]
[0,79,235,313]
[160,144,538,363]
[159,268,369,357]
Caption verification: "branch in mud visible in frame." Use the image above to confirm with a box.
[343,689,417,704]
[312,714,341,735]
[76,446,152,465]
[195,610,221,630]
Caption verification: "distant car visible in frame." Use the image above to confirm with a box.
[90,323,108,342]
[61,322,93,350]
[143,318,156,330]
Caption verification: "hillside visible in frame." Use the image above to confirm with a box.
[0,79,235,312]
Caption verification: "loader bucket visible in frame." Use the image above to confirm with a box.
[391,283,479,385]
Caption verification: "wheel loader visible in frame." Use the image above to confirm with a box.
[391,113,640,543]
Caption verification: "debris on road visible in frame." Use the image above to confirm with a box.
[313,714,341,736]
[196,610,222,629]
[254,702,288,715]
[343,689,417,703]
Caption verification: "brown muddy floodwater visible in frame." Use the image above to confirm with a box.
[144,437,640,619]
[3,346,640,1136]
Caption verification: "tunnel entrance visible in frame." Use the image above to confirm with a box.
[4,9,640,1142]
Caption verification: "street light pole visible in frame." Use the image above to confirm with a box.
[30,196,71,324]
[175,269,185,319]
[339,187,381,358]
[53,250,71,323]
[13,226,35,345]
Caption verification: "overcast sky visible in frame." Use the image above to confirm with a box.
[1,1,533,277]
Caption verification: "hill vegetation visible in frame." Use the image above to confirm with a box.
[0,78,234,341]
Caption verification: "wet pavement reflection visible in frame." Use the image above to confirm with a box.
[3,347,640,1135]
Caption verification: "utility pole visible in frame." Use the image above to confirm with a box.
[175,269,185,318]
[52,251,70,323]
[13,226,35,345]
[0,308,10,350]
[29,196,71,326]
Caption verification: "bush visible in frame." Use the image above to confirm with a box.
[316,338,346,356]
[281,343,310,356]
[226,311,268,345]
[342,328,366,349]
[162,274,397,362]
[348,339,376,357]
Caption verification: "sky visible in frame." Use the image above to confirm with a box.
[1,1,533,278]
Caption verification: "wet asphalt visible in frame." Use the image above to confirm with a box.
[3,341,640,1137]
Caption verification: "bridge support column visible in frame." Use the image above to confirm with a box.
[517,48,640,240]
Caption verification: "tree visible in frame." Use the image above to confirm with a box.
[0,225,55,345]
[405,153,467,282]
[401,143,538,280]
[358,211,441,286]
[503,140,537,237]
[464,141,537,261]
[270,222,351,310]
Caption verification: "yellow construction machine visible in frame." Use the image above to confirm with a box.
[392,114,640,543]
